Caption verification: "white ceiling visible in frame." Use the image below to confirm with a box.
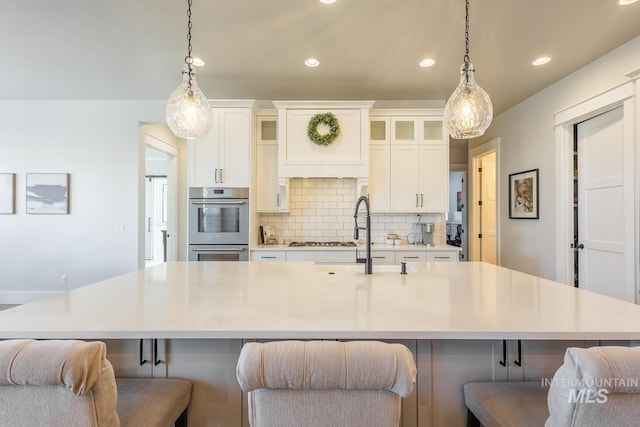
[2,0,639,114]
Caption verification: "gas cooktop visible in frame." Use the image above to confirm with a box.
[288,241,357,247]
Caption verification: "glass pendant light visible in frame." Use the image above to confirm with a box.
[166,0,213,139]
[444,0,493,140]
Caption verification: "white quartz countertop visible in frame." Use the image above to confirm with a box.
[1,261,639,340]
[252,243,461,252]
[0,262,640,339]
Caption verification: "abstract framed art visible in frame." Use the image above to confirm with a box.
[26,173,69,214]
[0,173,15,214]
[509,168,539,219]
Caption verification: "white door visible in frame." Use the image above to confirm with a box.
[576,107,630,301]
[479,152,497,264]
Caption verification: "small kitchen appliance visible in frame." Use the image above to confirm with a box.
[416,223,434,247]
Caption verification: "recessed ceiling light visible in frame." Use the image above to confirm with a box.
[532,56,551,66]
[192,57,205,67]
[618,0,638,5]
[320,0,337,4]
[419,58,436,68]
[305,58,320,67]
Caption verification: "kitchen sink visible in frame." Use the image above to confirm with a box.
[313,264,417,274]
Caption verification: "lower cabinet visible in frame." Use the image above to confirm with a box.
[101,338,598,427]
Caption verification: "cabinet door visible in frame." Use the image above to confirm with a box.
[419,144,449,212]
[164,339,243,427]
[508,340,588,382]
[219,108,251,187]
[358,249,396,264]
[189,109,220,187]
[426,251,459,262]
[368,143,391,212]
[391,117,419,144]
[396,251,426,263]
[256,143,280,211]
[252,250,286,261]
[390,145,421,212]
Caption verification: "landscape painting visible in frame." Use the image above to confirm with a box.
[0,173,15,214]
[26,173,69,214]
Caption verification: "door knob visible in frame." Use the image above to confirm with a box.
[577,243,584,249]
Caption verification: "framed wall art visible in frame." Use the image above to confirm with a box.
[509,168,539,219]
[0,173,16,214]
[26,173,69,214]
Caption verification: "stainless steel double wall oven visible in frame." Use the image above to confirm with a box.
[188,187,249,261]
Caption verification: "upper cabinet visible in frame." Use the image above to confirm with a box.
[368,110,449,213]
[256,115,289,212]
[188,100,255,188]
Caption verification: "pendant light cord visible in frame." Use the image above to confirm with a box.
[464,0,470,65]
[185,0,194,90]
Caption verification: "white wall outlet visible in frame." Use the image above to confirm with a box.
[115,221,125,232]
[60,274,68,286]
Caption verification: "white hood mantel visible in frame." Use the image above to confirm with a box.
[273,101,375,182]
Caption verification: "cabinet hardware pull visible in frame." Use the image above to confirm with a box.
[434,256,450,259]
[373,256,386,259]
[261,256,277,259]
[215,169,218,183]
[499,339,507,367]
[147,217,151,233]
[277,193,280,207]
[153,339,161,366]
[415,194,419,207]
[404,256,419,259]
[191,247,245,252]
[191,200,245,205]
[139,339,148,366]
[220,169,224,183]
[421,193,424,207]
[514,340,522,367]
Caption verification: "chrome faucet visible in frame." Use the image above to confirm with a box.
[354,195,372,274]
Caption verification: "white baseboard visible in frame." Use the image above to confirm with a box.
[0,290,64,305]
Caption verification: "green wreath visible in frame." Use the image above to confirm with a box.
[307,112,340,146]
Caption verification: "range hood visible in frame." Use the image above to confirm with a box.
[273,101,374,182]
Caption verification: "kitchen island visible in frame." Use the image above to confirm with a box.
[1,261,639,426]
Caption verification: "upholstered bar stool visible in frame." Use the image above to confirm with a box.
[236,340,417,427]
[0,339,191,427]
[464,346,640,427]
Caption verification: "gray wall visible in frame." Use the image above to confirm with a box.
[0,100,165,302]
[471,35,640,280]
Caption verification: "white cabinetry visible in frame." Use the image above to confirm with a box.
[256,115,289,212]
[286,250,356,264]
[369,111,449,213]
[189,102,255,188]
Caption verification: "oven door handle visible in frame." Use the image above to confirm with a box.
[191,247,246,252]
[191,200,246,205]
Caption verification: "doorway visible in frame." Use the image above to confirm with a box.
[447,170,466,261]
[139,126,183,268]
[469,138,500,264]
[554,79,636,303]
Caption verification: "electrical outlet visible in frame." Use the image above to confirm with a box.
[115,221,125,232]
[60,274,68,286]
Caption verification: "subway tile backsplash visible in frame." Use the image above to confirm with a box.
[259,178,445,244]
